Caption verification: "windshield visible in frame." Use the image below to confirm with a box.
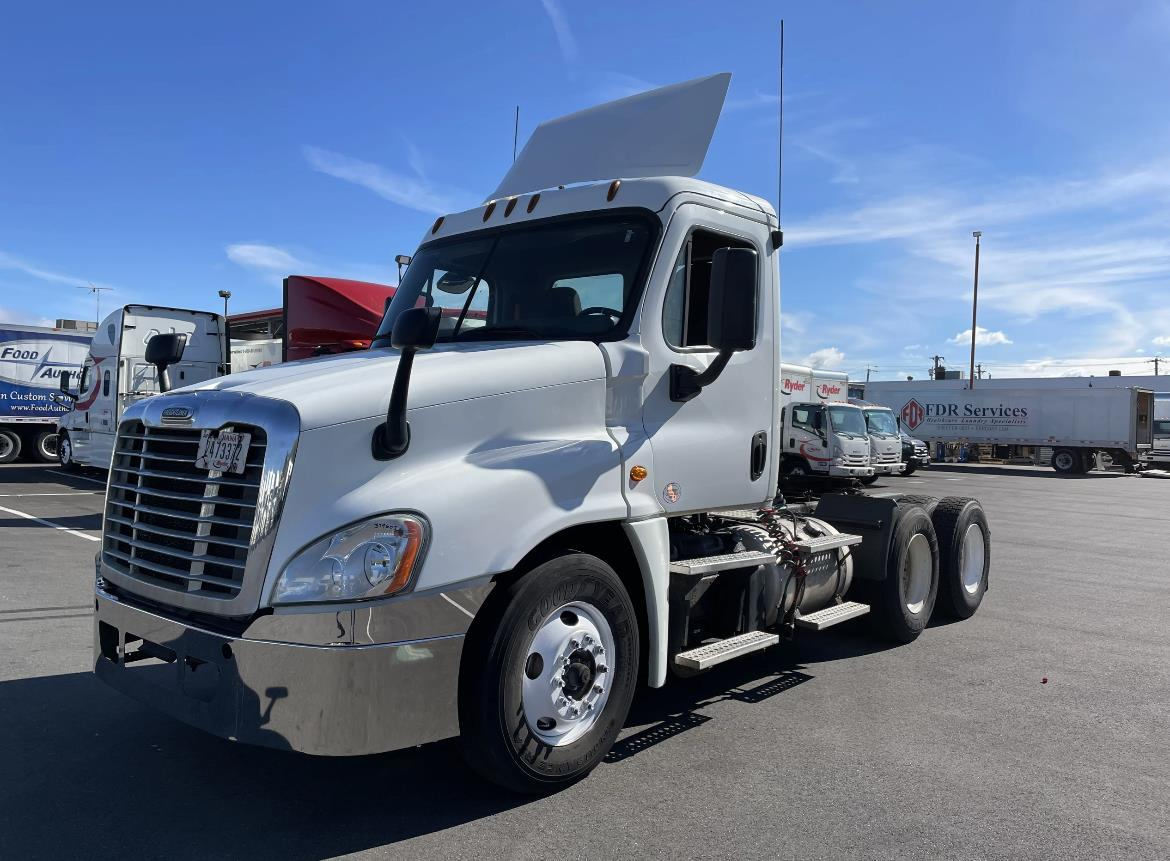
[864,408,898,436]
[827,405,867,437]
[373,212,657,346]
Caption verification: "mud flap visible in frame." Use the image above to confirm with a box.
[812,493,898,581]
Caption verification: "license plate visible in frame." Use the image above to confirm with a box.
[195,429,251,475]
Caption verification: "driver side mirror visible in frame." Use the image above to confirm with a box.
[144,332,188,393]
[57,371,78,402]
[707,247,758,351]
[670,247,758,402]
[372,307,442,460]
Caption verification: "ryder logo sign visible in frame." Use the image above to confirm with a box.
[782,378,807,394]
[901,399,926,431]
[817,382,843,399]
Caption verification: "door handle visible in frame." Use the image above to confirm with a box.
[750,431,768,481]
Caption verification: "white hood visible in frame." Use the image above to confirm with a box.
[181,341,606,430]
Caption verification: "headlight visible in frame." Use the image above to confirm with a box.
[271,513,428,605]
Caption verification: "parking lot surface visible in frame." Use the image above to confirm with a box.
[1,461,1167,859]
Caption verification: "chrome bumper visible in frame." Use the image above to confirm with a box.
[94,586,465,756]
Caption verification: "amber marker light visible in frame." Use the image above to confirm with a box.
[630,465,648,482]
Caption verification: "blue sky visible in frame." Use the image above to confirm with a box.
[2,1,1169,380]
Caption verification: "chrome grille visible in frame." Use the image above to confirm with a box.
[875,451,900,464]
[103,421,266,601]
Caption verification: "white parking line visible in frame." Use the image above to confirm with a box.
[49,470,107,486]
[944,478,963,481]
[0,492,102,497]
[440,593,476,619]
[0,504,100,542]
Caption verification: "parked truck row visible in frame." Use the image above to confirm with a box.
[89,75,992,792]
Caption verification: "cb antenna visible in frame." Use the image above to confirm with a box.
[775,19,785,248]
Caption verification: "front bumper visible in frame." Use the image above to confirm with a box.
[828,463,874,478]
[94,586,465,756]
[872,461,906,475]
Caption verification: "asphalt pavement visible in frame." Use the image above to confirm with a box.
[1,461,1167,860]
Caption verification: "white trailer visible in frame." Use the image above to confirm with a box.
[56,305,228,470]
[864,381,1155,474]
[89,75,992,793]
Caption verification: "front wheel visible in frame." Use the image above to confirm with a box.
[1051,447,1079,474]
[783,459,810,479]
[859,474,878,486]
[57,431,77,471]
[459,551,640,794]
[902,460,917,476]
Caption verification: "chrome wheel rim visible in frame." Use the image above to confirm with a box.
[520,600,614,747]
[902,533,932,615]
[39,434,58,459]
[59,438,72,465]
[0,435,13,460]
[960,523,985,595]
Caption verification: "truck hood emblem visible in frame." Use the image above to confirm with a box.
[161,405,194,423]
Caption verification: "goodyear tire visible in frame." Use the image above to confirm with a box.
[0,429,21,464]
[869,506,939,643]
[930,497,990,620]
[459,551,639,794]
[892,494,938,515]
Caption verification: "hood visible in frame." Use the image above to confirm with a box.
[180,340,606,430]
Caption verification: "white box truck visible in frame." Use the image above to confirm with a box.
[778,363,871,480]
[90,75,992,793]
[0,323,91,462]
[56,305,228,470]
[864,381,1155,474]
[1146,393,1170,468]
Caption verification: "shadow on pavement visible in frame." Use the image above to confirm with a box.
[0,512,103,532]
[0,672,529,859]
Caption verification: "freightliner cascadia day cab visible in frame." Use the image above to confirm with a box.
[0,323,90,462]
[777,363,872,481]
[92,76,992,793]
[57,305,228,470]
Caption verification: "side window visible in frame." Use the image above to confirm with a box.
[792,405,820,433]
[663,229,756,348]
[78,360,94,394]
[102,370,111,397]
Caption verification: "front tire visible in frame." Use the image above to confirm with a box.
[57,431,77,471]
[859,474,878,486]
[902,460,917,476]
[459,551,639,794]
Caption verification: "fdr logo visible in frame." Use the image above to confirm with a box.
[901,399,926,430]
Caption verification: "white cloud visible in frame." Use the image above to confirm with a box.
[303,145,476,216]
[804,346,845,368]
[1153,335,1170,346]
[226,243,310,273]
[0,250,116,292]
[949,327,1013,347]
[538,0,579,68]
[0,307,54,327]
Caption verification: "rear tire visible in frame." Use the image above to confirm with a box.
[33,430,58,463]
[1052,447,1078,474]
[931,497,990,621]
[869,506,939,643]
[458,551,639,794]
[892,494,938,515]
[0,429,21,464]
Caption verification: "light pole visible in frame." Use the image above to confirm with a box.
[218,289,231,319]
[969,231,982,388]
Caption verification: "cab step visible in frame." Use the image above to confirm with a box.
[669,550,776,576]
[794,601,870,631]
[791,533,864,555]
[673,630,779,670]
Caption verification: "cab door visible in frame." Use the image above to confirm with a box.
[785,402,830,472]
[638,204,776,514]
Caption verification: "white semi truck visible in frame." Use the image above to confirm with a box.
[56,305,228,470]
[778,363,872,480]
[90,76,991,793]
[864,381,1155,474]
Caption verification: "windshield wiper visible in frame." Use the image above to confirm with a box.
[454,326,545,341]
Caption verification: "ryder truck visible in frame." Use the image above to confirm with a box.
[91,75,991,793]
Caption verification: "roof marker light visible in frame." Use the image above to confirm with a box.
[431,216,445,234]
[527,193,540,213]
[483,201,497,222]
[504,197,518,217]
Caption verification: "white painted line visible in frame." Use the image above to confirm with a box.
[0,492,102,497]
[440,593,476,619]
[49,470,108,486]
[944,478,963,481]
[0,504,100,542]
